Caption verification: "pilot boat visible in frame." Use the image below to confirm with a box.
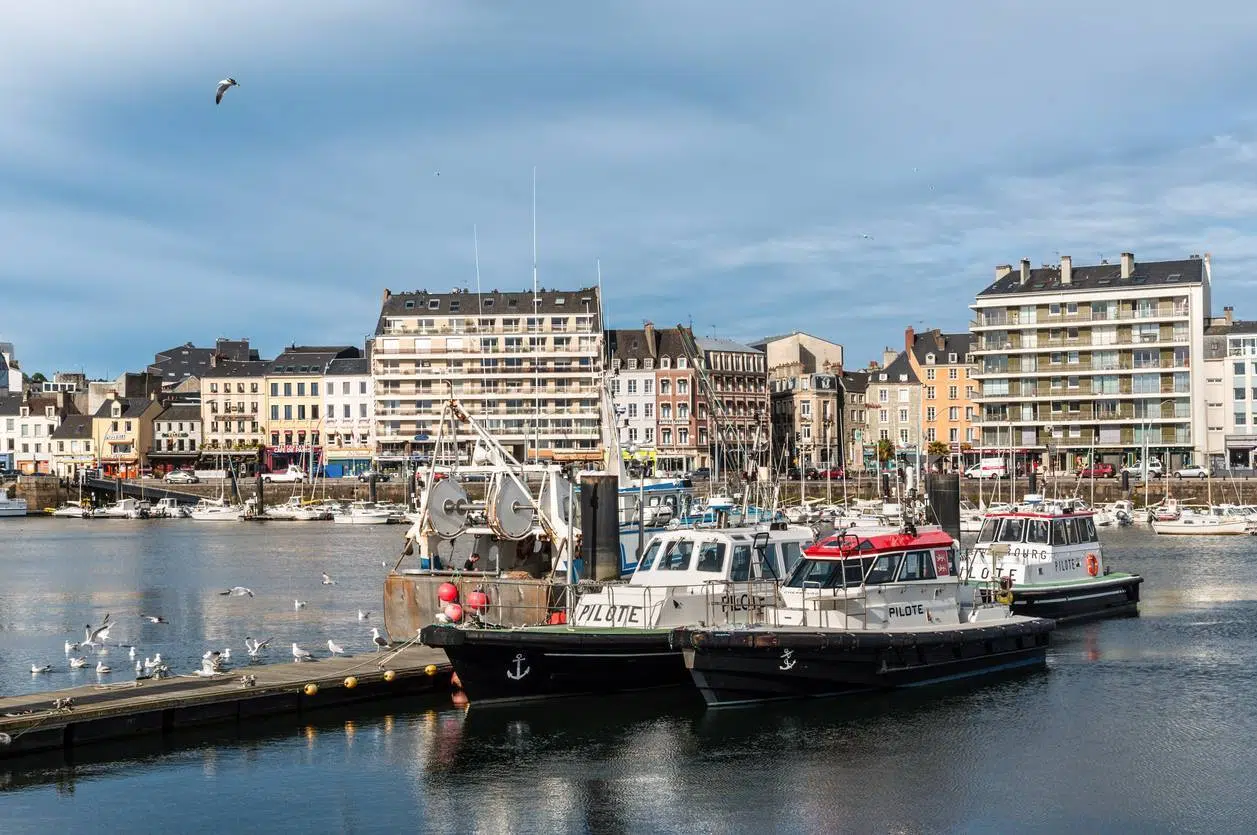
[420,523,817,705]
[963,495,1142,622]
[673,527,1054,707]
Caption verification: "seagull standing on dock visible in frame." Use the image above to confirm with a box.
[371,627,388,653]
[292,643,313,662]
[321,572,336,585]
[215,77,238,105]
[327,639,345,657]
[220,587,255,598]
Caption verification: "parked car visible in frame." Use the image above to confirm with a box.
[0,468,19,480]
[816,468,845,480]
[261,465,310,484]
[688,467,711,480]
[164,470,200,484]
[1173,464,1209,479]
[1077,463,1115,479]
[357,469,391,482]
[964,459,1007,480]
[1120,459,1164,479]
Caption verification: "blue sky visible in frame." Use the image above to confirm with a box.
[4,1,1257,378]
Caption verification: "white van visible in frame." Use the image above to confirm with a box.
[964,458,1008,480]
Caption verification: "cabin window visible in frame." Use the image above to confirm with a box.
[696,542,726,573]
[787,559,845,589]
[779,541,805,574]
[997,518,1026,543]
[865,554,902,585]
[658,539,694,571]
[977,518,1000,541]
[1026,519,1050,544]
[638,540,662,572]
[729,545,752,581]
[756,543,782,580]
[1050,518,1082,545]
[896,550,936,582]
[1078,517,1097,542]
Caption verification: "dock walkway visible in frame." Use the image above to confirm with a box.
[0,645,449,759]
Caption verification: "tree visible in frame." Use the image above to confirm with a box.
[927,440,950,458]
[876,438,896,464]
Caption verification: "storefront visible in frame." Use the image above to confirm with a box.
[147,451,200,477]
[263,444,322,475]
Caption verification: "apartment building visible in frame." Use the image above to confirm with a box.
[840,370,870,471]
[866,350,922,464]
[264,346,359,473]
[695,337,767,472]
[5,395,67,474]
[323,356,374,477]
[754,332,845,471]
[149,404,202,476]
[92,393,163,478]
[970,252,1209,471]
[200,359,269,471]
[1202,307,1257,470]
[50,415,95,478]
[903,327,977,465]
[373,287,604,466]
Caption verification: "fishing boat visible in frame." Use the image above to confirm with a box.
[672,527,1055,707]
[959,499,984,534]
[420,523,817,705]
[964,495,1143,622]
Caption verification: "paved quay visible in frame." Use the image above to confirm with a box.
[0,645,450,759]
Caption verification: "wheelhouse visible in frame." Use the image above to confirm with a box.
[787,529,959,591]
[975,512,1099,549]
[631,525,814,588]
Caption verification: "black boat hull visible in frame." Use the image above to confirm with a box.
[674,619,1055,707]
[1001,574,1142,624]
[420,625,688,705]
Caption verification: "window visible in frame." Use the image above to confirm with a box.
[1049,303,1060,315]
[311,382,318,396]
[878,389,888,403]
[298,405,306,420]
[898,408,909,423]
[643,379,653,394]
[926,386,936,399]
[677,379,689,395]
[283,382,292,396]
[898,428,908,445]
[627,379,637,394]
[879,409,889,423]
[926,407,936,421]
[948,368,958,380]
[948,386,958,400]
[926,369,935,381]
[271,405,279,420]
[1237,388,1248,401]
[644,403,653,418]
[284,405,293,420]
[948,407,959,420]
[311,405,319,420]
[270,383,278,396]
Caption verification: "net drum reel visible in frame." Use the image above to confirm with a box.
[427,477,472,539]
[487,474,536,540]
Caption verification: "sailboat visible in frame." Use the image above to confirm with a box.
[190,453,245,521]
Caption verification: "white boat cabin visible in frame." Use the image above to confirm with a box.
[965,500,1105,587]
[570,525,816,630]
[766,529,1016,629]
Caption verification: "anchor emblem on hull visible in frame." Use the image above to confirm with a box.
[779,649,797,671]
[506,652,531,681]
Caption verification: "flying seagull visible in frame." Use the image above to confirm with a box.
[64,640,79,654]
[357,610,370,621]
[83,614,113,647]
[141,614,169,624]
[860,234,874,240]
[215,77,239,105]
[294,599,307,611]
[371,627,388,653]
[220,586,255,598]
[321,572,336,585]
[327,639,345,657]
[292,642,313,662]
[245,636,272,658]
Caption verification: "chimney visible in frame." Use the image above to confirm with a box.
[995,264,1013,280]
[1120,252,1134,279]
[934,330,945,352]
[382,288,392,303]
[643,321,657,357]
[882,348,897,367]
[1020,259,1030,285]
[1225,306,1234,325]
[1060,255,1072,285]
[904,326,915,353]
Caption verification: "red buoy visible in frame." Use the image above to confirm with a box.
[548,611,567,625]
[437,582,459,603]
[466,590,490,611]
[444,603,464,623]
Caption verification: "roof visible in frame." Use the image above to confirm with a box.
[805,528,955,559]
[840,370,869,393]
[93,397,160,418]
[51,415,93,440]
[908,329,972,364]
[157,404,202,423]
[269,346,359,375]
[978,256,1206,297]
[325,357,370,376]
[697,337,763,355]
[869,351,918,385]
[606,327,694,364]
[147,343,217,384]
[1205,318,1257,336]
[204,360,271,379]
[0,392,21,415]
[376,286,600,333]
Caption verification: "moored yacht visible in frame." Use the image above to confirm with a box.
[420,523,817,705]
[189,498,245,521]
[0,495,28,518]
[964,496,1142,622]
[333,500,393,525]
[1151,505,1254,535]
[97,497,152,519]
[673,527,1054,707]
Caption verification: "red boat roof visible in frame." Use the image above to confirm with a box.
[983,510,1094,519]
[805,528,955,560]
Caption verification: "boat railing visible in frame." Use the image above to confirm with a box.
[702,579,780,628]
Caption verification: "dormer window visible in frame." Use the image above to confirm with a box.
[925,353,935,365]
[899,374,908,382]
[627,358,638,370]
[661,357,670,369]
[643,358,654,370]
[678,358,687,369]
[948,352,958,363]
[879,374,887,381]
[612,359,622,370]
[404,300,415,309]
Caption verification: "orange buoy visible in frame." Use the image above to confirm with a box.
[451,690,469,707]
[1085,553,1100,577]
[444,603,464,623]
[383,669,397,682]
[450,672,463,690]
[437,582,459,603]
[467,590,490,611]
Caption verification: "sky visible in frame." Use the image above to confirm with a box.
[4,1,1257,378]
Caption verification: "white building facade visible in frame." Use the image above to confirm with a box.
[373,287,604,466]
[323,357,374,477]
[13,400,62,474]
[970,252,1210,471]
[1203,309,1257,471]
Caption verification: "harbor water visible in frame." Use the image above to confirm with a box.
[2,519,1257,832]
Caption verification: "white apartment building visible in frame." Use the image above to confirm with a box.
[373,287,604,465]
[50,415,95,477]
[12,397,62,474]
[323,356,374,477]
[607,329,658,455]
[865,351,922,465]
[200,360,269,472]
[970,252,1209,471]
[1202,308,1257,470]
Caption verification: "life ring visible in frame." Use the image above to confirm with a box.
[1085,553,1100,577]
